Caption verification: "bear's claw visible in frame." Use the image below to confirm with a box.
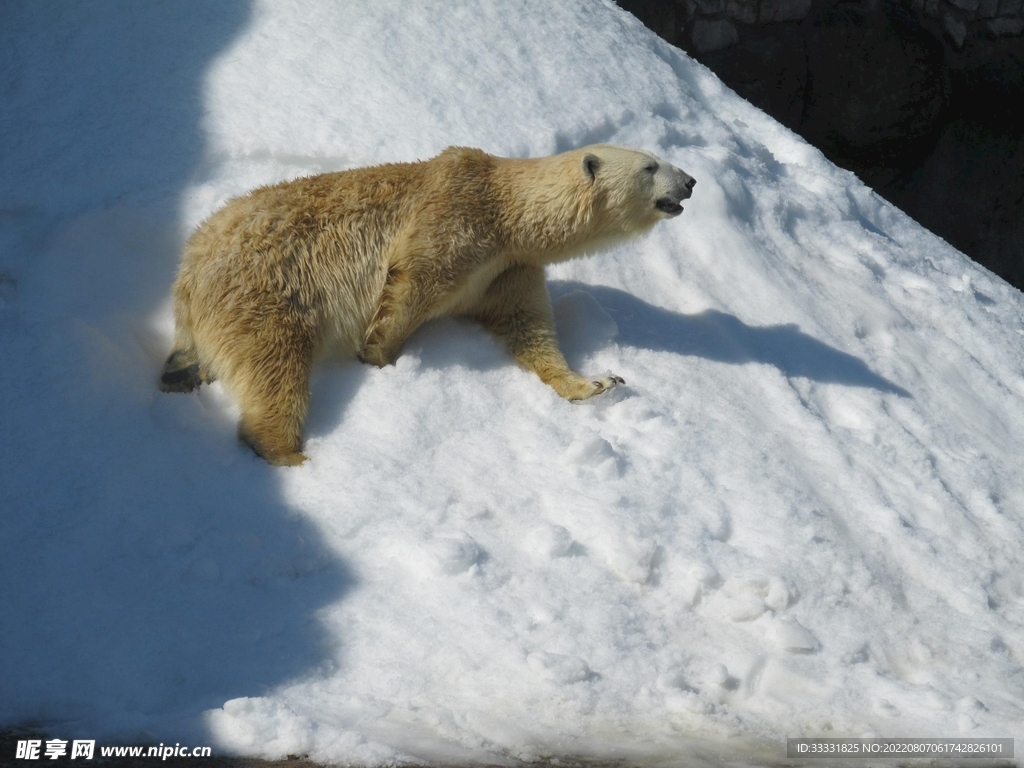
[591,374,625,394]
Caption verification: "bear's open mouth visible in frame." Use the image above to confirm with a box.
[656,198,684,216]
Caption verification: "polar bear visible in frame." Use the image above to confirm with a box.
[160,144,695,465]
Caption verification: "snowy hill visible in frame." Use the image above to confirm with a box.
[2,1,1023,765]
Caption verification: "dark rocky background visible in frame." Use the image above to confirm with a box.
[615,0,1024,290]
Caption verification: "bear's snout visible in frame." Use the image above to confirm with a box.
[655,166,695,217]
[675,171,696,201]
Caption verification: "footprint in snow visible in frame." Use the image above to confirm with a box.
[422,535,484,576]
[710,577,792,621]
[564,433,624,479]
[527,651,595,685]
[525,523,575,559]
[772,618,819,653]
[681,562,721,605]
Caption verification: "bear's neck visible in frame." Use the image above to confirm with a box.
[493,159,615,264]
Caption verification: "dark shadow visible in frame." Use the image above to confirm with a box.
[1,3,248,217]
[0,1,354,745]
[551,281,911,396]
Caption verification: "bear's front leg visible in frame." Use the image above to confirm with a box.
[360,276,424,367]
[357,336,398,368]
[360,243,441,367]
[476,264,624,401]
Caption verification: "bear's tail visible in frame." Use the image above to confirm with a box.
[159,347,202,393]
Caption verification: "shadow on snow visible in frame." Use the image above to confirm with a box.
[0,1,353,746]
[550,281,910,397]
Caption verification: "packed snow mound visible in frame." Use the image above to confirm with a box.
[2,1,1023,765]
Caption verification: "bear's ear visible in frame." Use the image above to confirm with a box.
[582,154,601,181]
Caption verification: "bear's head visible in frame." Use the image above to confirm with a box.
[578,144,696,234]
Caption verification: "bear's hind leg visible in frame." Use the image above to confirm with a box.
[160,347,202,393]
[232,343,314,467]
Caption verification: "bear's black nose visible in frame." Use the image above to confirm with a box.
[686,177,696,190]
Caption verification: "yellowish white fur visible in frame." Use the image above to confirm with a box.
[161,144,695,465]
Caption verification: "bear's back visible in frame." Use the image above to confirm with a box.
[178,160,431,359]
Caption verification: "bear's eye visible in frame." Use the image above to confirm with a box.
[644,162,658,173]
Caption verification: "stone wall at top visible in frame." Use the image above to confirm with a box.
[671,0,1023,53]
[617,0,1024,290]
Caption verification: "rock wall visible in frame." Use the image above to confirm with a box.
[617,0,1024,290]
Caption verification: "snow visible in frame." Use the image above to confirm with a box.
[2,0,1023,765]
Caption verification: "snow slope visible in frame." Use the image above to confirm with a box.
[2,1,1023,765]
